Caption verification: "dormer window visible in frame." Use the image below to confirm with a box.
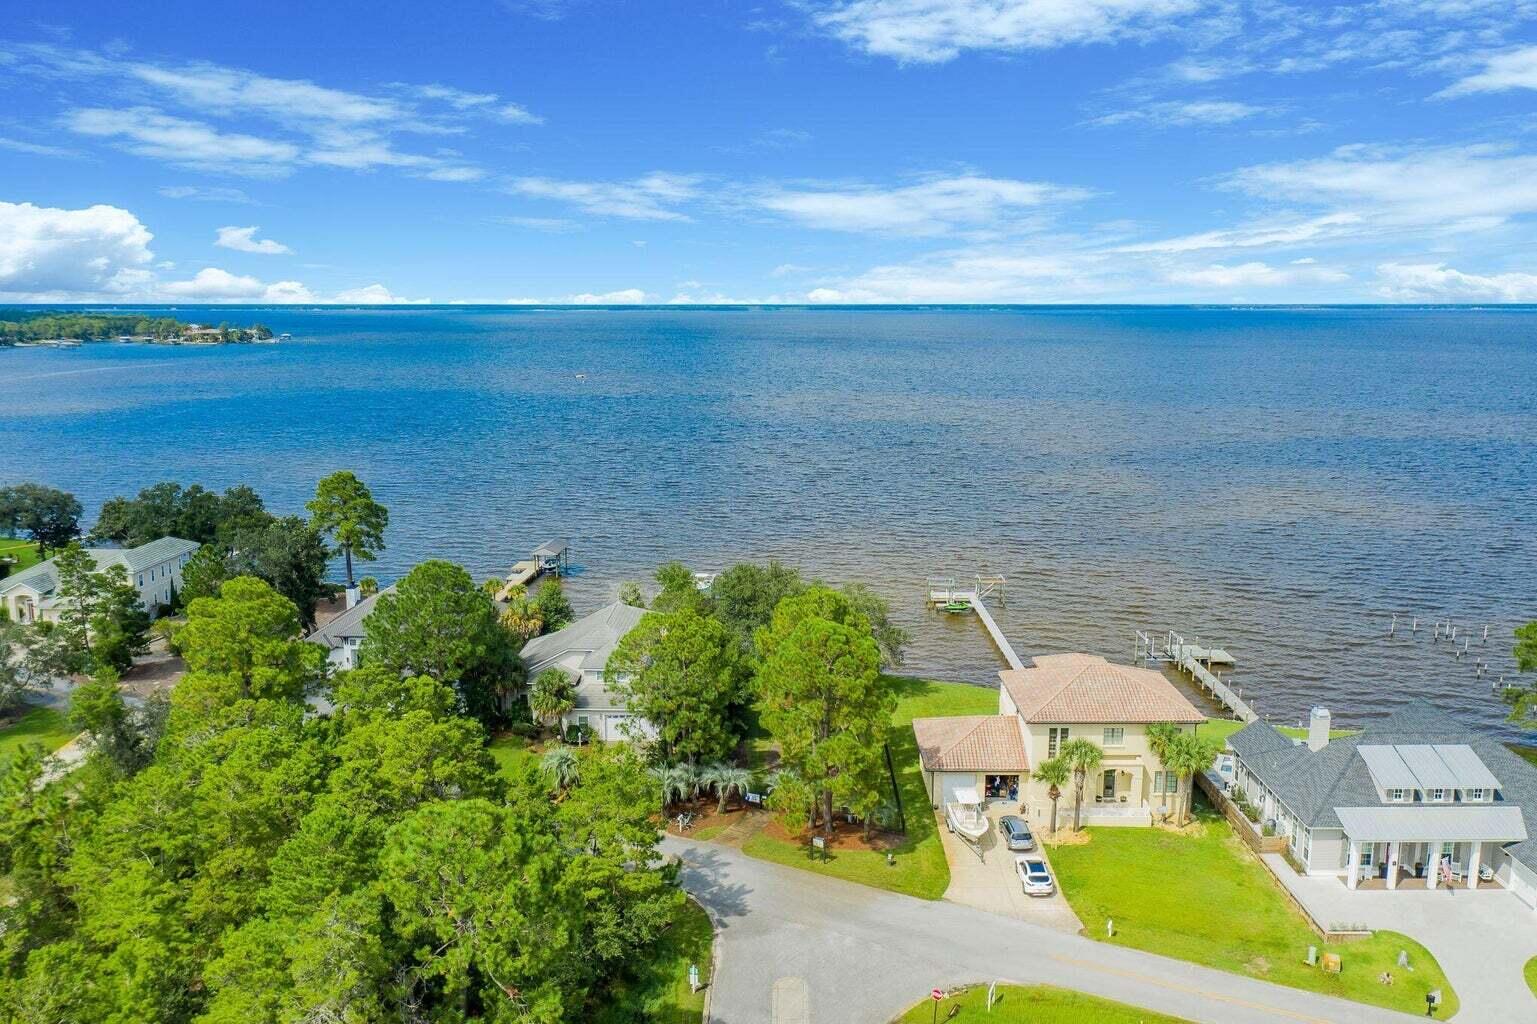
[1469,787,1485,801]
[1429,788,1446,802]
[1388,788,1407,802]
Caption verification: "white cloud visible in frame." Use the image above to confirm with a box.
[1085,99,1270,128]
[510,173,702,221]
[66,107,300,176]
[160,266,313,301]
[0,136,76,158]
[756,174,1089,236]
[159,185,255,203]
[1437,45,1537,97]
[1375,261,1537,301]
[129,63,403,125]
[771,263,812,277]
[497,103,545,125]
[808,0,1204,63]
[0,200,156,300]
[1165,261,1348,288]
[566,288,649,303]
[1115,213,1363,253]
[803,244,1116,302]
[331,283,430,304]
[214,225,292,255]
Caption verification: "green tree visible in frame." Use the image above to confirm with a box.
[306,471,388,589]
[9,482,81,557]
[700,762,752,813]
[90,481,272,548]
[178,542,232,603]
[175,576,325,704]
[1508,622,1537,728]
[608,608,745,764]
[358,560,520,725]
[227,515,330,628]
[532,577,574,633]
[1060,737,1104,832]
[1032,756,1070,835]
[839,582,910,667]
[499,583,545,642]
[754,587,891,838]
[70,666,167,776]
[617,580,646,608]
[710,560,804,647]
[1163,731,1221,825]
[541,745,581,790]
[51,542,150,673]
[528,667,576,732]
[650,560,711,615]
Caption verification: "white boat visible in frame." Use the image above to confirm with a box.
[944,787,989,842]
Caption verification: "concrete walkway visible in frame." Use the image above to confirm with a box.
[936,808,1082,933]
[1264,853,1536,1023]
[666,837,1426,1024]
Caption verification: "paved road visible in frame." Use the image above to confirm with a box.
[665,837,1426,1024]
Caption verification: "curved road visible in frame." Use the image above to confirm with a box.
[664,837,1427,1024]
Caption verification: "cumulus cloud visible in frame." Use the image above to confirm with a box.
[756,175,1090,236]
[66,107,300,176]
[0,200,156,300]
[807,0,1203,63]
[1375,262,1537,301]
[331,283,431,304]
[509,173,702,221]
[1437,45,1537,97]
[1165,261,1348,288]
[214,225,292,255]
[159,267,310,301]
[566,288,649,303]
[802,244,1117,302]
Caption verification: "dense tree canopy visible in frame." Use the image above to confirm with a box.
[608,608,746,764]
[89,482,270,548]
[0,483,81,556]
[359,560,521,726]
[0,575,681,1024]
[1502,621,1537,728]
[710,560,805,648]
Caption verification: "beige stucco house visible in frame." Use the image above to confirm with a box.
[913,652,1206,828]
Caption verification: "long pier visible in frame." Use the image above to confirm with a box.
[1138,629,1256,723]
[928,576,1024,671]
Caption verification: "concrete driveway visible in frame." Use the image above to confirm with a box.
[1265,853,1537,1023]
[667,836,1425,1024]
[937,808,1083,934]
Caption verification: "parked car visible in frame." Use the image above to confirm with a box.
[997,814,1035,851]
[1015,856,1055,896]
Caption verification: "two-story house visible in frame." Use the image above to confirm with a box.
[519,600,655,742]
[913,652,1206,827]
[0,536,199,624]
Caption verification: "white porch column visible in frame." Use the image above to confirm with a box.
[1427,840,1441,889]
[1468,843,1482,890]
[1347,840,1361,890]
[1386,842,1400,890]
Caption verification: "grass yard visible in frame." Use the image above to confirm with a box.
[1047,798,1458,1018]
[0,705,78,768]
[593,897,712,1024]
[1199,717,1357,746]
[896,984,1191,1023]
[1526,955,1537,998]
[0,536,43,577]
[487,733,541,777]
[740,675,997,900]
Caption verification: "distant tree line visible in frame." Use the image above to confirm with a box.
[0,310,272,345]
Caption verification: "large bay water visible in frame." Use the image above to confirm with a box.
[2,305,1534,735]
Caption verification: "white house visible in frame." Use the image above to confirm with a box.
[913,652,1208,828]
[519,601,654,743]
[0,536,199,624]
[305,586,392,670]
[1229,701,1537,902]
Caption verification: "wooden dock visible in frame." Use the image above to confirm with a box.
[928,576,1024,671]
[498,539,570,600]
[1138,629,1255,723]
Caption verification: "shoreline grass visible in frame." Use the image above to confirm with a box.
[895,984,1192,1023]
[1046,797,1458,1018]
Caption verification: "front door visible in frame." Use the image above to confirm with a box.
[1102,769,1116,800]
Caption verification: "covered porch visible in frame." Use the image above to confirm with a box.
[1338,806,1526,893]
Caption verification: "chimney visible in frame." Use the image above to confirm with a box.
[1307,707,1331,752]
[344,586,360,610]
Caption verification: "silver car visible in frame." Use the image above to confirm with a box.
[1015,856,1055,896]
[998,814,1035,851]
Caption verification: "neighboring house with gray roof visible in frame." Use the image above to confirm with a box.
[0,536,198,624]
[306,586,394,670]
[519,600,653,743]
[1230,701,1537,903]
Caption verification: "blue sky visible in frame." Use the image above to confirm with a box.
[4,0,1537,304]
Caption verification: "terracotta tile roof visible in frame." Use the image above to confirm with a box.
[912,715,1030,772]
[999,652,1205,725]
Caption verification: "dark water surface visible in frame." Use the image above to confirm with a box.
[3,306,1534,734]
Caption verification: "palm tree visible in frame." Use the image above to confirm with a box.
[1031,757,1071,836]
[541,746,580,791]
[652,762,697,817]
[1165,732,1222,825]
[528,668,575,735]
[499,585,545,642]
[1059,738,1104,832]
[701,763,752,813]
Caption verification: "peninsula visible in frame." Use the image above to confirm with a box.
[0,310,276,347]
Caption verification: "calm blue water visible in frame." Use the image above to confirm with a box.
[3,306,1535,734]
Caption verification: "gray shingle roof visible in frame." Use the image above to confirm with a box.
[1233,699,1537,871]
[519,601,649,672]
[306,586,393,648]
[0,537,198,598]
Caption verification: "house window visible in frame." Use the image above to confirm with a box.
[1388,788,1405,802]
[1360,842,1375,866]
[1102,727,1125,748]
[138,574,144,587]
[1429,788,1446,802]
[1470,788,1485,801]
[1048,727,1069,758]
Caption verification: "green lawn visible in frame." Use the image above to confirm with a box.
[487,733,541,777]
[1047,799,1458,1018]
[0,705,77,768]
[593,897,712,1024]
[0,537,42,579]
[1199,718,1357,746]
[896,984,1190,1023]
[740,675,997,900]
[1525,955,1537,998]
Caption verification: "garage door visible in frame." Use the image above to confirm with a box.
[940,773,977,805]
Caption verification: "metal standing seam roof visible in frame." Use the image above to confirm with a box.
[1357,745,1422,791]
[305,586,393,648]
[1334,805,1527,843]
[0,537,198,597]
[1432,744,1501,790]
[519,601,650,671]
[1396,744,1461,790]
[532,538,568,559]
